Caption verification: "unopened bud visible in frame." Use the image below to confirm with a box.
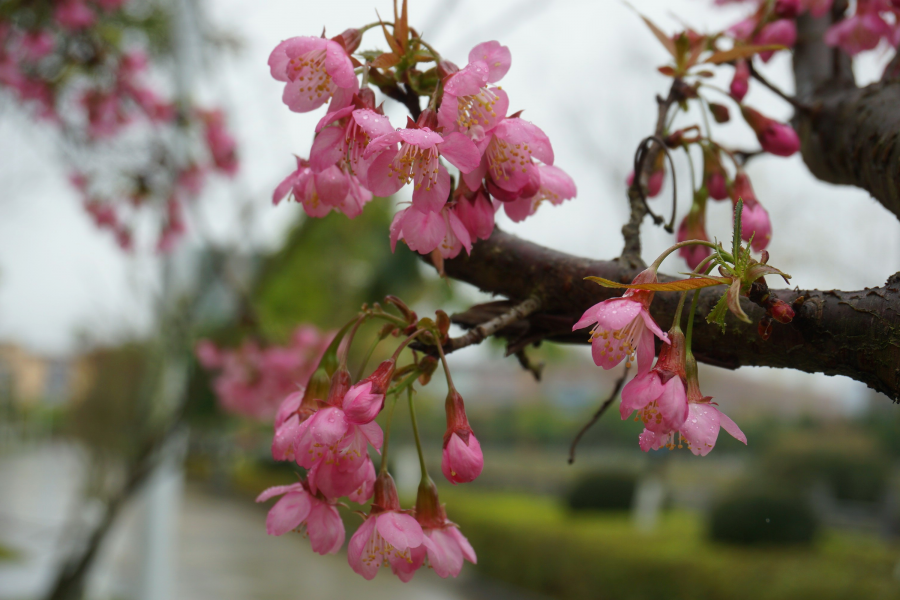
[332,28,362,54]
[709,102,730,124]
[437,59,459,79]
[768,299,795,324]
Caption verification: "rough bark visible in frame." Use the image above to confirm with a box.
[793,7,900,221]
[432,229,900,400]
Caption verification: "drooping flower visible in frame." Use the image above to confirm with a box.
[740,106,800,157]
[255,481,345,554]
[703,146,730,201]
[342,358,396,423]
[638,354,746,456]
[572,268,670,372]
[626,164,665,198]
[409,479,477,579]
[442,389,483,485]
[365,118,481,213]
[620,327,689,435]
[348,473,425,581]
[502,164,577,223]
[268,36,358,113]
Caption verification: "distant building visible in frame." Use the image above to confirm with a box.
[0,343,91,406]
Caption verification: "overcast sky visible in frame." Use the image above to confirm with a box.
[0,0,897,411]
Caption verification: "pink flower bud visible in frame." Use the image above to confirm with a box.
[769,299,795,324]
[730,171,758,205]
[730,60,750,101]
[755,19,797,62]
[441,389,484,484]
[342,381,383,424]
[442,432,484,485]
[774,0,802,18]
[454,188,495,241]
[677,214,712,270]
[707,172,729,201]
[741,106,800,157]
[741,200,772,252]
[626,167,665,198]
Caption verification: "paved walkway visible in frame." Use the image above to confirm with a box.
[0,444,474,600]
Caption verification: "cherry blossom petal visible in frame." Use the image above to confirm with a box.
[309,126,345,171]
[376,511,424,550]
[255,483,304,503]
[348,517,379,580]
[439,132,481,173]
[266,491,312,536]
[306,502,345,554]
[680,403,721,457]
[468,41,512,82]
[719,411,747,445]
[411,163,451,213]
[594,298,643,331]
[620,371,663,419]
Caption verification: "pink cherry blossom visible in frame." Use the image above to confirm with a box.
[453,183,496,241]
[824,12,893,56]
[268,36,358,113]
[572,269,670,372]
[196,326,332,421]
[706,171,729,201]
[390,204,472,259]
[805,0,834,18]
[312,105,394,187]
[273,158,372,219]
[342,358,395,424]
[441,389,483,485]
[774,0,803,18]
[638,359,746,456]
[410,481,476,579]
[54,0,96,30]
[501,164,576,223]
[20,31,55,61]
[620,329,689,434]
[200,109,238,175]
[755,19,797,62]
[438,41,511,141]
[348,473,425,581]
[365,124,480,213]
[255,481,345,554]
[463,117,555,203]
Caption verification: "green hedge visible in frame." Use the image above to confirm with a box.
[445,491,898,600]
[566,471,637,512]
[709,492,818,546]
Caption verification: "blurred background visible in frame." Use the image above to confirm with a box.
[2,0,900,599]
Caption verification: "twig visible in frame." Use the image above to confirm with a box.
[514,348,544,382]
[567,365,630,464]
[621,82,681,261]
[444,296,541,353]
[747,61,811,112]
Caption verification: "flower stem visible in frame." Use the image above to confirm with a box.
[434,334,455,391]
[379,393,400,475]
[407,387,429,480]
[685,288,702,353]
[355,334,383,381]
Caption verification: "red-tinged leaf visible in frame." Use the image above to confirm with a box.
[746,263,792,285]
[623,2,676,57]
[658,66,676,77]
[376,9,402,55]
[726,278,751,323]
[372,52,401,69]
[704,44,785,64]
[413,53,434,63]
[396,0,409,53]
[585,275,731,291]
[684,43,706,69]
[350,56,363,68]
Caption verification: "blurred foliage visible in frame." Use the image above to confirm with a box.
[445,490,900,600]
[709,490,818,546]
[65,343,154,457]
[253,202,425,339]
[761,429,890,502]
[566,471,637,512]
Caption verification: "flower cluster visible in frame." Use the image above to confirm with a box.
[257,302,482,581]
[0,2,239,252]
[574,201,792,455]
[195,326,333,421]
[270,27,576,259]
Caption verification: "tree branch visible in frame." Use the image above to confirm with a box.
[422,229,900,401]
[792,3,900,221]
